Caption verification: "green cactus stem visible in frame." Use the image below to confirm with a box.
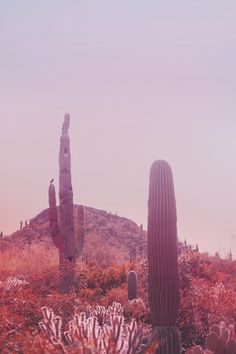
[48,113,85,293]
[147,160,180,353]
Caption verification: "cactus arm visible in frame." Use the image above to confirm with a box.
[48,182,62,249]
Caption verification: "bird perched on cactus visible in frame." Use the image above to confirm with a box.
[48,113,85,293]
[147,160,180,353]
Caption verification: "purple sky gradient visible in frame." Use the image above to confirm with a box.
[1,1,236,256]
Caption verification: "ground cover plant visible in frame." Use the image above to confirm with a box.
[0,243,236,353]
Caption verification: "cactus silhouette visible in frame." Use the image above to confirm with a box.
[147,160,180,353]
[48,114,85,293]
[128,271,137,301]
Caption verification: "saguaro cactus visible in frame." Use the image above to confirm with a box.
[147,160,180,353]
[128,271,137,301]
[48,114,85,293]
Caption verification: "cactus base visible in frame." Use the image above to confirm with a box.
[153,326,181,354]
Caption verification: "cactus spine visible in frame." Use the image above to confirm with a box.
[147,160,180,353]
[128,271,137,301]
[48,114,85,293]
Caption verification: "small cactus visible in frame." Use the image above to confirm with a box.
[128,271,137,301]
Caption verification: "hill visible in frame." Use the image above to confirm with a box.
[0,206,147,264]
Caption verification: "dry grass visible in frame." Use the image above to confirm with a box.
[0,242,58,277]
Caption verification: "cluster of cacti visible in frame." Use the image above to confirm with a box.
[48,114,85,293]
[48,117,181,351]
[187,322,236,354]
[127,270,137,301]
[205,322,236,353]
[40,302,143,354]
[0,276,28,291]
[147,160,181,353]
[39,307,65,351]
[46,128,236,354]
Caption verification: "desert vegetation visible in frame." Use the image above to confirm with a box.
[1,115,236,353]
[1,239,236,353]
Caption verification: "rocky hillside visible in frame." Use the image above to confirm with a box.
[0,206,147,263]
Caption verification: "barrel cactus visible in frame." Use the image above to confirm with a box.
[48,113,85,293]
[128,271,137,301]
[147,160,180,353]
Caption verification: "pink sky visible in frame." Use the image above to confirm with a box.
[1,1,236,257]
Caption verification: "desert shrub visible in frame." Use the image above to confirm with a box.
[178,247,236,351]
[0,240,236,353]
[0,243,58,277]
[76,263,127,302]
[82,233,122,265]
[100,283,128,306]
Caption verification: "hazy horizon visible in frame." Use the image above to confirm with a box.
[1,1,236,257]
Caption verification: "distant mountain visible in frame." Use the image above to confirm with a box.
[0,206,147,263]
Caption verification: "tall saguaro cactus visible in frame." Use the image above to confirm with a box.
[147,160,180,353]
[48,114,85,293]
